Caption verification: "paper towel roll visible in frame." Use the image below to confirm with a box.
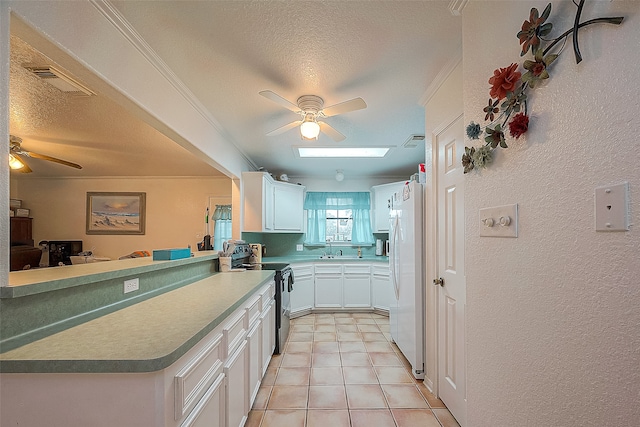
[376,239,383,256]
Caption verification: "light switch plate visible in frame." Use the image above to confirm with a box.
[595,182,629,231]
[479,204,518,238]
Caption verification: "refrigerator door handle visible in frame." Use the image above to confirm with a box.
[390,215,400,300]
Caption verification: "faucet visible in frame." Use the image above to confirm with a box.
[338,250,343,256]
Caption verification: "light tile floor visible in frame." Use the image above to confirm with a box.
[247,312,460,427]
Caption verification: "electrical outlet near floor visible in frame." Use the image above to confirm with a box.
[124,278,139,293]
[296,244,303,251]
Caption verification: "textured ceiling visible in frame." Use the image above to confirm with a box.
[9,1,462,179]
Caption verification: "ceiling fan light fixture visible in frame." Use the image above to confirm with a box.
[300,115,320,139]
[9,153,25,170]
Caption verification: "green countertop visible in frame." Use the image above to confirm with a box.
[3,251,219,299]
[0,270,274,373]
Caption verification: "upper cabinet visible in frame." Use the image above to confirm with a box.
[370,181,405,233]
[242,172,305,233]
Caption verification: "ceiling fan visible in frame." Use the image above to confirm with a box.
[259,90,366,142]
[9,135,82,173]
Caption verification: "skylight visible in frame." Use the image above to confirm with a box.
[297,147,391,158]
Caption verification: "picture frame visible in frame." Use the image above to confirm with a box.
[86,192,146,235]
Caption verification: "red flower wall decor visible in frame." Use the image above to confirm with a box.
[462,0,623,174]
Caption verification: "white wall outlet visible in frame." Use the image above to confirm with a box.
[124,278,139,293]
[479,204,518,238]
[296,244,303,251]
[595,182,629,231]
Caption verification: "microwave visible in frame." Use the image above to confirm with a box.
[48,240,83,266]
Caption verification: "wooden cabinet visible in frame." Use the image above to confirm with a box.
[246,321,262,408]
[343,264,371,308]
[10,217,33,245]
[314,264,343,308]
[371,264,391,313]
[290,263,314,317]
[242,172,305,233]
[370,182,404,233]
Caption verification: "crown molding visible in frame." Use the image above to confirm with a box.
[419,47,462,106]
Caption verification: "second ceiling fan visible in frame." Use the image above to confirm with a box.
[260,90,366,142]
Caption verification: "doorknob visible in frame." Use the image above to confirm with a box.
[433,277,444,287]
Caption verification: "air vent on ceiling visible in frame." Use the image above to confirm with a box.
[403,134,425,148]
[25,65,95,96]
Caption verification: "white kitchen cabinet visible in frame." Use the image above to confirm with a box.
[343,264,372,308]
[246,320,262,408]
[371,181,405,233]
[274,184,304,231]
[314,264,343,308]
[260,300,275,376]
[242,172,305,233]
[290,263,314,317]
[179,372,225,427]
[371,264,391,313]
[263,176,274,231]
[224,340,248,427]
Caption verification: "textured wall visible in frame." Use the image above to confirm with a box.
[463,1,639,425]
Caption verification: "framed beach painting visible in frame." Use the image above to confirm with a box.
[86,192,146,235]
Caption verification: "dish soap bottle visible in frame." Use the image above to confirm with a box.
[357,247,362,258]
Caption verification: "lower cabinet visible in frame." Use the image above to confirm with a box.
[343,264,372,308]
[314,264,343,308]
[260,300,276,376]
[246,320,262,408]
[310,262,389,313]
[180,373,226,427]
[371,264,391,313]
[224,340,248,427]
[290,263,314,316]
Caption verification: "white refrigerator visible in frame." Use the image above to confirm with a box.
[389,180,425,379]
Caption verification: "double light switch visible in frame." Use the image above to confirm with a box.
[479,204,518,238]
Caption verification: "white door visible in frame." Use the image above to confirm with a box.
[436,115,466,426]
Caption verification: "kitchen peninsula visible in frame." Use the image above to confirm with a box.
[1,253,276,427]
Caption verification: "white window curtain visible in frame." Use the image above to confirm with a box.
[212,205,232,251]
[303,192,374,245]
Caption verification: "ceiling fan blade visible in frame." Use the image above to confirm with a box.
[319,121,346,142]
[26,151,83,169]
[322,97,367,117]
[266,120,303,136]
[15,157,33,173]
[259,90,300,113]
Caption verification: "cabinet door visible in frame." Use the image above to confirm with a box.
[290,264,314,315]
[180,373,225,427]
[273,184,304,231]
[263,176,274,231]
[343,274,371,308]
[372,182,404,233]
[315,274,342,308]
[372,266,391,312]
[224,340,248,427]
[260,301,275,376]
[246,321,262,408]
